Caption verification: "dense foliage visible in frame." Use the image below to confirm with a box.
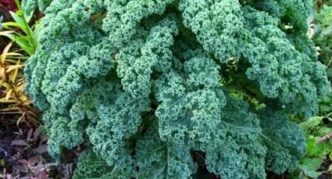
[23,0,331,178]
[294,1,332,178]
[315,2,332,80]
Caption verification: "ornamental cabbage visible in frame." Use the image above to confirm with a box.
[24,0,330,178]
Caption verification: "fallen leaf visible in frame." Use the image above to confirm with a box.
[33,145,48,154]
[11,139,28,146]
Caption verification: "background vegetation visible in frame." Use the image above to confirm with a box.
[0,1,72,178]
[295,1,332,178]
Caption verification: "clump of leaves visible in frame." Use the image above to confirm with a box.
[0,0,39,127]
[295,2,332,178]
[314,2,332,78]
[0,125,74,179]
[0,42,38,127]
[296,115,332,178]
[0,1,73,178]
[0,0,38,55]
[0,42,70,177]
[0,127,47,178]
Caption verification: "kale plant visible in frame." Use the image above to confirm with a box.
[24,0,331,178]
